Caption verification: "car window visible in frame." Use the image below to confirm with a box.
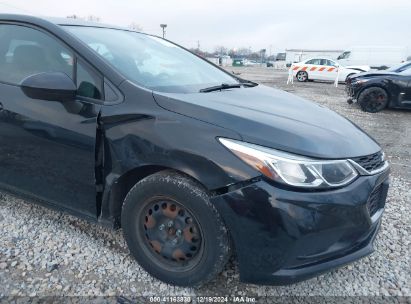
[319,59,329,66]
[326,60,337,67]
[387,62,411,73]
[88,43,114,61]
[338,51,351,59]
[399,68,411,75]
[76,60,103,100]
[306,59,321,65]
[0,24,74,85]
[65,26,239,93]
[398,63,411,73]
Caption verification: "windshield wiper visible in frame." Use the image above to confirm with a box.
[199,83,242,93]
[237,79,258,87]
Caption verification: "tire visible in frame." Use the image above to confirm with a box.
[358,87,389,113]
[121,170,231,287]
[296,71,308,82]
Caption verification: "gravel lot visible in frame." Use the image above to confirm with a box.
[1,66,410,301]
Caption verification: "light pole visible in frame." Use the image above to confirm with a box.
[160,24,167,38]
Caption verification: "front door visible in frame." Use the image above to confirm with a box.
[0,23,103,218]
[402,76,411,107]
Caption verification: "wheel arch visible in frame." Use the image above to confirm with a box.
[99,164,214,228]
[96,102,259,228]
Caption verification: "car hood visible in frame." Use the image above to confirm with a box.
[351,71,399,79]
[153,85,380,159]
[344,65,370,72]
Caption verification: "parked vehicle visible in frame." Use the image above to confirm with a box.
[232,58,244,67]
[0,14,390,287]
[243,59,259,66]
[337,46,408,70]
[292,58,370,83]
[276,52,286,61]
[346,64,411,112]
[285,49,344,68]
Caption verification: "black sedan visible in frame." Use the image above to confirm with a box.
[0,14,390,287]
[346,62,411,112]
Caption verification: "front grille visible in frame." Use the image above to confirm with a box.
[351,151,385,173]
[345,81,357,98]
[367,184,384,217]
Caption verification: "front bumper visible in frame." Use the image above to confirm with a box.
[346,82,362,103]
[211,169,389,285]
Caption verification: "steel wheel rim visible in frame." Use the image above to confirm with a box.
[137,196,204,272]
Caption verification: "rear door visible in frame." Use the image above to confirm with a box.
[0,23,103,218]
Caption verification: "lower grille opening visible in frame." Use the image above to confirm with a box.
[367,184,384,217]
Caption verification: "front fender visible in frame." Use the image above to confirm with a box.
[98,88,259,225]
[101,111,257,190]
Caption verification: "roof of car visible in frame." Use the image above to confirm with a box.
[0,13,129,30]
[305,58,335,61]
[46,17,127,29]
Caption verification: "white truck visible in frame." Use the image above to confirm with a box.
[337,46,408,70]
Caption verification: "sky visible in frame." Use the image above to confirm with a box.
[0,0,410,54]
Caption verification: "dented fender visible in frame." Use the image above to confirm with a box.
[97,81,259,226]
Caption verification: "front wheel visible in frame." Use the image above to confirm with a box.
[121,170,231,287]
[358,87,389,113]
[296,71,308,82]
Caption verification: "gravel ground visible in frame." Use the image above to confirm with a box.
[0,66,410,301]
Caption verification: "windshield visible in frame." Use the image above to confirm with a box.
[65,26,238,93]
[399,68,411,75]
[387,62,411,73]
[338,51,351,60]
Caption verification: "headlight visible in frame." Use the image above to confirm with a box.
[219,138,358,188]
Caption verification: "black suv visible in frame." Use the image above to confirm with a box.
[0,14,389,286]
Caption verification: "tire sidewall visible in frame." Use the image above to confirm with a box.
[358,87,389,113]
[121,172,229,286]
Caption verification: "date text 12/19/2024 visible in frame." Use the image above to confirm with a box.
[149,296,257,303]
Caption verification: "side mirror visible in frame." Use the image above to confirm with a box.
[21,72,76,102]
